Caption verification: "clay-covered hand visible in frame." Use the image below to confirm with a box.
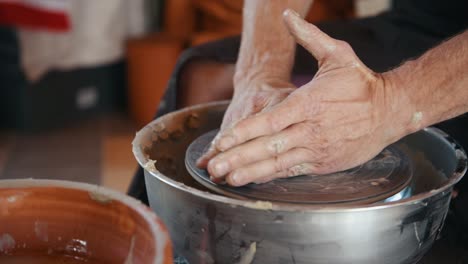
[203,9,406,186]
[195,63,295,170]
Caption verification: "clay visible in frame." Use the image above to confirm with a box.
[152,123,166,133]
[0,180,173,264]
[237,242,257,264]
[245,201,273,210]
[185,113,201,130]
[412,112,423,125]
[144,159,158,173]
[269,139,285,154]
[88,190,113,204]
[158,130,170,141]
[169,130,184,141]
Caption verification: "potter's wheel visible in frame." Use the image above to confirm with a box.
[185,130,413,204]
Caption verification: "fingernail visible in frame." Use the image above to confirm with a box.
[284,9,300,18]
[229,172,241,186]
[196,157,206,167]
[213,161,230,176]
[218,136,235,151]
[210,176,223,184]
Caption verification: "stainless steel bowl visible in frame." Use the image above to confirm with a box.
[133,101,467,264]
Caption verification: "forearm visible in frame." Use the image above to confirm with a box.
[235,0,313,86]
[387,31,468,136]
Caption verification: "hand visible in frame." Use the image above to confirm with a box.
[203,9,406,186]
[195,65,296,172]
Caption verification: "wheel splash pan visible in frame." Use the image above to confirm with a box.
[133,101,467,264]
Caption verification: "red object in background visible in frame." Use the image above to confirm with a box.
[0,0,70,31]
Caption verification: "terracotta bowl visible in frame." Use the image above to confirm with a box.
[0,179,172,263]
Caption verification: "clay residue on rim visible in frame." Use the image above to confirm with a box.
[88,190,113,204]
[143,159,158,173]
[237,242,257,264]
[244,201,273,210]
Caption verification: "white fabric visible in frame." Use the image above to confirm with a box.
[0,0,68,11]
[19,0,146,82]
[355,0,391,17]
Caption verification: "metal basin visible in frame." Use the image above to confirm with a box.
[133,101,467,264]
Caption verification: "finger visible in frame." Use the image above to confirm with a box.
[197,103,249,168]
[196,133,222,168]
[253,171,288,184]
[225,148,318,186]
[197,109,245,168]
[216,97,303,151]
[283,9,344,64]
[196,144,219,169]
[207,124,307,179]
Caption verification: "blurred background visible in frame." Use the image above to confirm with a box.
[0,0,390,193]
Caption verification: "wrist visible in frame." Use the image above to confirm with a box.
[234,61,292,91]
[380,66,422,143]
[233,70,294,93]
[234,34,296,90]
[234,70,292,89]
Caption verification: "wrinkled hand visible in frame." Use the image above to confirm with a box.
[196,69,296,170]
[198,9,405,186]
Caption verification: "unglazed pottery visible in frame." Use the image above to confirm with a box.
[0,180,172,264]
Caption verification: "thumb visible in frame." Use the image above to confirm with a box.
[283,9,345,64]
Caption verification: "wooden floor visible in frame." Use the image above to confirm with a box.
[0,114,138,194]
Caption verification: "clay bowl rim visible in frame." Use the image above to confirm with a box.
[133,101,468,213]
[0,179,171,264]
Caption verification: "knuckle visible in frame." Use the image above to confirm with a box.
[226,153,241,167]
[335,40,353,53]
[287,164,307,177]
[286,168,297,177]
[267,138,286,155]
[287,160,324,177]
[265,114,279,132]
[311,162,329,175]
[206,160,218,176]
[274,156,289,173]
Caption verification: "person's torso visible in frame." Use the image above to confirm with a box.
[392,0,468,37]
